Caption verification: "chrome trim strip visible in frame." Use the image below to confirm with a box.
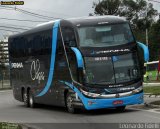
[81,86,143,99]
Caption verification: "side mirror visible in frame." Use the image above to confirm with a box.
[137,42,149,62]
[71,47,84,68]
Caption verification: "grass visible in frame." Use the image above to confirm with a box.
[0,123,22,129]
[144,70,158,82]
[144,86,160,95]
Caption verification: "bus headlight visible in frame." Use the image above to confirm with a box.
[80,89,100,98]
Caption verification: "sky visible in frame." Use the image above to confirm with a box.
[0,0,96,40]
[0,0,160,40]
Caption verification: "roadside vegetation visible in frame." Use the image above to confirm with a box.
[0,123,22,129]
[144,86,160,95]
[92,0,160,61]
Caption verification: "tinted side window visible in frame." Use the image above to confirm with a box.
[26,30,52,56]
[61,27,79,81]
[62,27,77,48]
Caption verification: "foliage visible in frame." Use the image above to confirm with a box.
[144,86,160,95]
[120,0,157,30]
[93,0,159,61]
[93,0,122,15]
[93,0,158,30]
[148,20,160,61]
[0,123,22,129]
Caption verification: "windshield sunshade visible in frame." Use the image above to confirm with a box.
[78,23,134,47]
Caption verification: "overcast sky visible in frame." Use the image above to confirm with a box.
[0,0,160,40]
[0,0,96,40]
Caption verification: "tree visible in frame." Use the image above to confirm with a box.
[93,0,122,15]
[93,0,158,30]
[93,0,159,61]
[148,20,160,60]
[120,0,158,30]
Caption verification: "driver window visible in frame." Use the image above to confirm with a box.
[62,27,77,47]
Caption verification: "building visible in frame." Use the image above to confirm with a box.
[0,37,9,67]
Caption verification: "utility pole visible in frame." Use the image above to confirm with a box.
[146,0,149,46]
[148,0,160,80]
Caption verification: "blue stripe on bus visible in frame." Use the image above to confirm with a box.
[137,42,149,62]
[71,47,84,68]
[36,20,60,97]
[59,81,143,110]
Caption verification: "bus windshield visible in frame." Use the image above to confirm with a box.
[84,53,141,85]
[78,23,134,47]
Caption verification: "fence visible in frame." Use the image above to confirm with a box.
[0,69,10,89]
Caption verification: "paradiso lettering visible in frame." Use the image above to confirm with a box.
[96,49,130,54]
[30,59,45,84]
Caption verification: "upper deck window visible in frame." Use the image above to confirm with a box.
[77,23,134,47]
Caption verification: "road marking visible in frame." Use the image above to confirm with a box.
[143,113,160,120]
[145,109,160,114]
[128,107,160,115]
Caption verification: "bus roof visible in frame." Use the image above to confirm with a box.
[9,16,127,39]
[67,16,127,26]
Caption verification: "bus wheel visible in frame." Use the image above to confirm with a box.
[29,90,36,108]
[116,106,126,112]
[66,92,76,113]
[23,90,29,107]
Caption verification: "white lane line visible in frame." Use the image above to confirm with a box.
[128,107,160,115]
[143,113,160,120]
[145,109,160,114]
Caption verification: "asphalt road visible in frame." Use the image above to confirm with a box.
[0,90,160,129]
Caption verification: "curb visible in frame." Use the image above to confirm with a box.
[0,89,12,93]
[20,124,37,129]
[143,82,160,84]
[143,83,160,86]
[144,94,160,98]
[143,83,160,87]
[144,102,160,108]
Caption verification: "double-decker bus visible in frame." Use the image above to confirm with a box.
[8,16,149,113]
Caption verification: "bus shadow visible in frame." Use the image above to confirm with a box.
[80,108,140,116]
[18,104,67,113]
[18,104,140,115]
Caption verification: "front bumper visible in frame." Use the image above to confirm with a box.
[60,81,143,110]
[81,92,143,110]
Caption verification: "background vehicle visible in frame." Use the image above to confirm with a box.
[144,61,159,81]
[8,16,149,113]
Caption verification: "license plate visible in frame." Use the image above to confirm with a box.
[113,100,123,105]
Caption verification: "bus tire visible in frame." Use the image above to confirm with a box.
[23,90,29,107]
[66,92,77,114]
[29,90,36,108]
[116,106,126,112]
